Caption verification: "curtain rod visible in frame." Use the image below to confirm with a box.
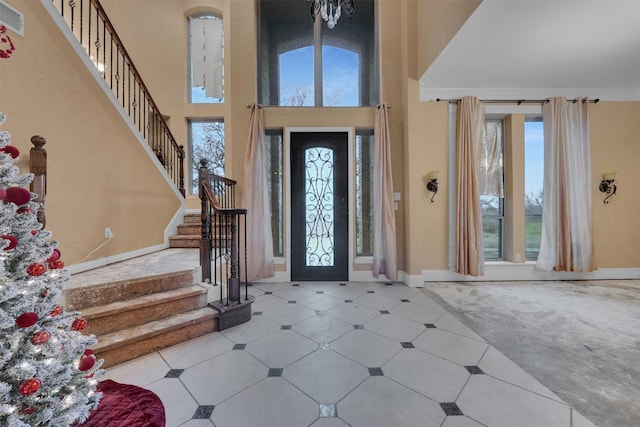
[436,98,599,105]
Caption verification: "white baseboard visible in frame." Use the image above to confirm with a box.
[422,263,640,282]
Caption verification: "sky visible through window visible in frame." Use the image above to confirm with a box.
[525,121,544,197]
[279,46,359,106]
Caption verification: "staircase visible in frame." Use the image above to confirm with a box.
[64,249,216,368]
[169,212,201,248]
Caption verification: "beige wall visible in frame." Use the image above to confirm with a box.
[0,1,181,267]
[2,0,638,279]
[591,102,640,268]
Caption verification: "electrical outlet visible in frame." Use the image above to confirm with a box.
[515,253,521,262]
[105,227,114,239]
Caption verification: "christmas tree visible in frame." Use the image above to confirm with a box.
[0,112,103,426]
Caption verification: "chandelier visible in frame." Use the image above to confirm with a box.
[309,0,355,29]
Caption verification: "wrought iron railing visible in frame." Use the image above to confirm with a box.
[198,159,248,306]
[48,0,185,196]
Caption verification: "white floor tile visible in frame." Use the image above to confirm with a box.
[435,313,486,342]
[413,328,489,366]
[389,301,447,324]
[104,352,170,387]
[283,349,369,403]
[364,314,425,342]
[179,419,215,427]
[322,285,367,300]
[293,314,353,343]
[211,378,318,427]
[159,332,235,369]
[326,303,380,324]
[273,286,316,301]
[572,408,597,427]
[331,329,401,367]
[180,350,267,405]
[383,349,470,402]
[145,378,199,427]
[441,416,485,427]
[220,314,280,343]
[297,293,346,312]
[245,329,318,368]
[353,293,401,310]
[479,345,562,402]
[310,418,351,427]
[339,377,446,427]
[260,302,316,325]
[376,284,421,300]
[457,375,571,427]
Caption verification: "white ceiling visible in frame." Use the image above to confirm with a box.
[419,0,640,101]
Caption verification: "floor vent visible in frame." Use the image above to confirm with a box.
[0,0,24,37]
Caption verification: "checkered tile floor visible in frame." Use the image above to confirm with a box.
[105,281,595,427]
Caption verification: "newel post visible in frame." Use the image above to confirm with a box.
[199,159,211,282]
[178,145,185,197]
[29,135,47,226]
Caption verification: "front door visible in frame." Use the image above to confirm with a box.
[290,132,348,281]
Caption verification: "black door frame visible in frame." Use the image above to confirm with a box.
[286,128,353,282]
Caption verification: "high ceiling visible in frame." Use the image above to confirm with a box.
[419,0,640,101]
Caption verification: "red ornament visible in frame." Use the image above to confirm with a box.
[4,187,31,205]
[19,406,36,415]
[0,145,20,158]
[78,350,96,372]
[17,206,34,215]
[1,234,18,250]
[16,311,39,328]
[46,249,61,263]
[48,259,64,270]
[31,230,38,236]
[26,262,46,276]
[49,305,63,317]
[19,378,41,395]
[31,330,51,345]
[71,318,87,331]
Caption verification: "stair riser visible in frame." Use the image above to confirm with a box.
[65,270,196,310]
[177,224,200,235]
[97,317,216,368]
[84,292,207,336]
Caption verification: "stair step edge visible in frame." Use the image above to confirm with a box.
[94,308,216,352]
[80,285,207,319]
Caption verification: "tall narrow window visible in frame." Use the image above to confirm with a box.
[189,120,224,194]
[356,129,374,256]
[525,119,544,260]
[265,129,283,257]
[258,0,377,106]
[480,120,505,260]
[189,14,224,103]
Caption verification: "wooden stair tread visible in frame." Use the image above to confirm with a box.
[81,285,206,319]
[95,307,216,352]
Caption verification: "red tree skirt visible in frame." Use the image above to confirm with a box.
[74,380,165,427]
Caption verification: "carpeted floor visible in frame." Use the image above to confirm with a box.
[422,280,640,427]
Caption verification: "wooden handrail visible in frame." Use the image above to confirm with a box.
[199,159,248,305]
[29,135,47,226]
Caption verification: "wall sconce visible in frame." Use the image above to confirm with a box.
[426,171,439,203]
[599,172,617,204]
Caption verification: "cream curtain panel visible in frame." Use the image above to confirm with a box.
[190,17,223,99]
[456,96,485,276]
[241,104,274,280]
[537,97,595,272]
[372,103,398,281]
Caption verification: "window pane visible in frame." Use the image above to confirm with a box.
[279,47,314,106]
[265,130,283,257]
[356,130,374,256]
[190,120,224,194]
[525,120,544,260]
[480,120,504,260]
[323,46,358,106]
[189,15,224,104]
[258,0,377,106]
